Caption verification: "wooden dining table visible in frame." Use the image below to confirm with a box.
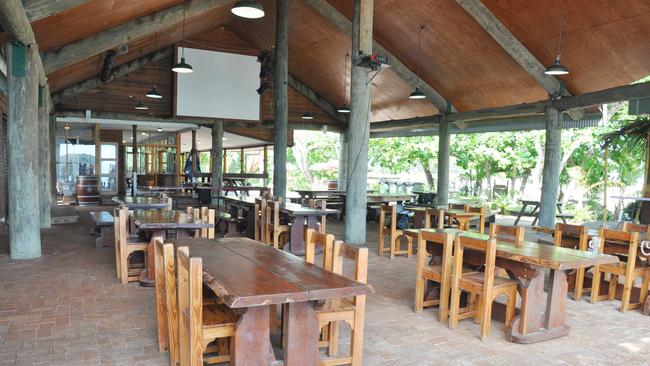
[404,228,619,343]
[115,196,169,210]
[132,209,212,287]
[173,237,372,365]
[405,206,478,231]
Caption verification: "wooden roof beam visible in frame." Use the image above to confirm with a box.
[456,0,583,120]
[23,0,93,22]
[371,81,650,132]
[0,0,47,85]
[303,0,457,113]
[42,0,231,74]
[51,47,173,105]
[287,74,346,124]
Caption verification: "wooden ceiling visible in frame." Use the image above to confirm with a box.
[8,0,650,124]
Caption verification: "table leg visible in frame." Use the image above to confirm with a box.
[283,302,318,366]
[456,217,470,231]
[530,204,541,226]
[556,203,567,223]
[232,306,272,366]
[139,229,165,287]
[287,214,308,255]
[513,203,528,225]
[508,269,570,343]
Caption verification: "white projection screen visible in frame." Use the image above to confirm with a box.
[175,48,261,121]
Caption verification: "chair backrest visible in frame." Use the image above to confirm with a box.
[598,228,639,257]
[154,238,179,365]
[305,228,335,270]
[417,230,453,276]
[489,223,525,244]
[424,208,445,229]
[199,207,215,239]
[553,223,588,250]
[267,199,282,230]
[253,197,269,242]
[116,207,130,250]
[113,207,122,248]
[177,246,203,366]
[621,221,650,236]
[465,206,486,234]
[379,204,397,231]
[453,234,498,294]
[331,240,368,285]
[449,203,465,211]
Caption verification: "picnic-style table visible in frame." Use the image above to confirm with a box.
[173,237,372,365]
[115,196,169,210]
[513,199,571,225]
[405,206,478,231]
[293,189,347,199]
[405,228,619,343]
[132,209,212,287]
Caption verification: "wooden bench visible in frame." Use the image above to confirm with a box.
[89,211,114,248]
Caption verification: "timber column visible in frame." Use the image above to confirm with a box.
[273,0,289,200]
[211,121,224,202]
[38,85,52,228]
[7,42,42,259]
[538,107,562,227]
[338,130,349,189]
[345,0,374,245]
[131,124,137,196]
[191,129,197,184]
[436,118,450,205]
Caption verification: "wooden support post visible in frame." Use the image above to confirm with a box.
[7,41,42,259]
[538,107,562,227]
[273,0,289,200]
[436,119,450,205]
[50,114,57,202]
[132,124,137,196]
[38,85,52,228]
[191,129,197,185]
[338,130,348,189]
[211,121,224,203]
[93,123,101,176]
[345,0,374,245]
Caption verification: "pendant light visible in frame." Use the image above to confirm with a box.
[338,53,351,113]
[147,33,164,98]
[172,8,193,73]
[134,100,148,110]
[409,25,427,100]
[301,112,314,120]
[231,0,265,19]
[545,6,569,75]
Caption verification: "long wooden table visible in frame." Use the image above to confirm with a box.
[405,228,619,343]
[132,210,212,287]
[174,238,372,365]
[116,196,169,210]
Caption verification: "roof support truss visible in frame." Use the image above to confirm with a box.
[303,0,457,113]
[24,0,93,22]
[456,0,584,120]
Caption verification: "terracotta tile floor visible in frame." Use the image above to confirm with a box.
[0,209,649,365]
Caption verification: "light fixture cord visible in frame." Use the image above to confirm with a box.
[182,7,186,58]
[416,25,424,88]
[557,4,564,57]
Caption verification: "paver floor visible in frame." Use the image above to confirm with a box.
[0,208,648,365]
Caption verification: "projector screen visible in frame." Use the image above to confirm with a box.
[175,48,260,121]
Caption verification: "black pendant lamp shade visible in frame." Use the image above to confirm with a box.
[301,112,314,120]
[172,57,193,73]
[231,0,265,19]
[134,101,149,110]
[146,85,162,99]
[337,104,351,113]
[545,56,569,75]
[409,88,426,99]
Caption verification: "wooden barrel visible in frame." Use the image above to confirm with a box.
[76,175,100,206]
[327,180,338,190]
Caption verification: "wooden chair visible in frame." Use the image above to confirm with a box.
[199,207,215,239]
[449,203,465,211]
[489,223,525,244]
[590,228,649,312]
[177,246,238,365]
[154,238,176,357]
[465,206,486,234]
[414,230,454,322]
[305,228,335,270]
[553,223,589,300]
[308,199,328,234]
[114,207,148,284]
[449,234,518,340]
[254,198,269,242]
[265,199,289,249]
[378,204,412,258]
[423,208,445,229]
[314,240,368,366]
